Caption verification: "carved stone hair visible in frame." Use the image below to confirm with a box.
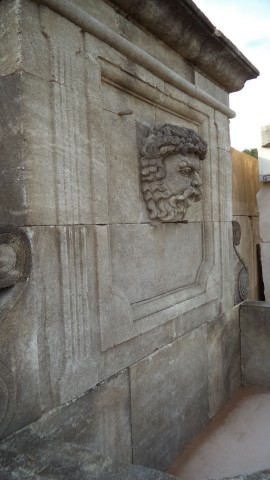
[137,123,207,223]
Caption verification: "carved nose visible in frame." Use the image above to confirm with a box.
[192,173,202,187]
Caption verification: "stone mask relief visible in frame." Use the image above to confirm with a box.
[137,123,207,225]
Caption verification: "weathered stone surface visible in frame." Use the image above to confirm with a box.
[259,243,270,301]
[130,327,208,471]
[0,0,21,76]
[109,0,259,92]
[208,307,241,418]
[219,221,234,313]
[241,301,270,388]
[110,223,203,304]
[0,12,108,226]
[174,300,219,338]
[217,470,270,480]
[0,429,177,480]
[0,0,258,471]
[0,226,31,289]
[0,224,100,440]
[195,72,229,107]
[99,319,175,383]
[232,148,260,217]
[257,185,270,243]
[137,123,207,225]
[20,370,132,463]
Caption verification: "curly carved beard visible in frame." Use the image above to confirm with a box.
[148,185,203,223]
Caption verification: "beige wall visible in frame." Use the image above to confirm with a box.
[232,148,261,300]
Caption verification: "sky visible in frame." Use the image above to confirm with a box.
[193,0,270,151]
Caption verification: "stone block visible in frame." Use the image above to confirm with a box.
[257,185,270,242]
[260,242,270,301]
[29,226,99,407]
[99,320,175,383]
[241,301,270,388]
[216,221,234,313]
[208,307,241,418]
[195,72,229,107]
[130,326,208,471]
[0,428,176,480]
[0,68,108,225]
[0,0,21,76]
[0,224,100,439]
[101,82,155,224]
[214,110,231,152]
[174,300,219,338]
[26,370,132,463]
[232,148,260,217]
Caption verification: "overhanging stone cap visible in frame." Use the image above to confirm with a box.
[110,0,259,93]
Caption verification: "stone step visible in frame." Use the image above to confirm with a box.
[0,427,176,480]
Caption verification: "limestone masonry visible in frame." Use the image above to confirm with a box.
[0,0,259,474]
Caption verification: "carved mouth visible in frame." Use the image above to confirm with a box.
[190,187,203,201]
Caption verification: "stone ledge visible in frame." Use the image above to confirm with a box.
[110,0,259,92]
[217,472,270,480]
[240,301,270,388]
[0,428,177,480]
[1,425,270,479]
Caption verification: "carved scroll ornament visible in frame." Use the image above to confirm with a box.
[232,220,249,303]
[137,123,207,224]
[0,226,31,289]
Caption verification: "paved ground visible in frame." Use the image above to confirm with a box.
[167,387,270,480]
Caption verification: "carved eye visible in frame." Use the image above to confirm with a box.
[179,167,192,176]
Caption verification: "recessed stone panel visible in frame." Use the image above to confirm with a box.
[110,223,203,304]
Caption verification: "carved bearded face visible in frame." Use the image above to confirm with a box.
[163,152,202,201]
[138,123,207,224]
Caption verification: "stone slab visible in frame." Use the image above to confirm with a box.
[21,370,132,464]
[0,0,21,76]
[130,326,208,471]
[0,429,177,480]
[232,148,260,217]
[207,307,241,418]
[218,471,270,480]
[241,301,270,388]
[259,243,270,301]
[195,72,229,107]
[257,185,270,242]
[0,225,100,440]
[174,300,220,338]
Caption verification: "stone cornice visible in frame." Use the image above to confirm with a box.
[110,0,259,93]
[32,0,236,118]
